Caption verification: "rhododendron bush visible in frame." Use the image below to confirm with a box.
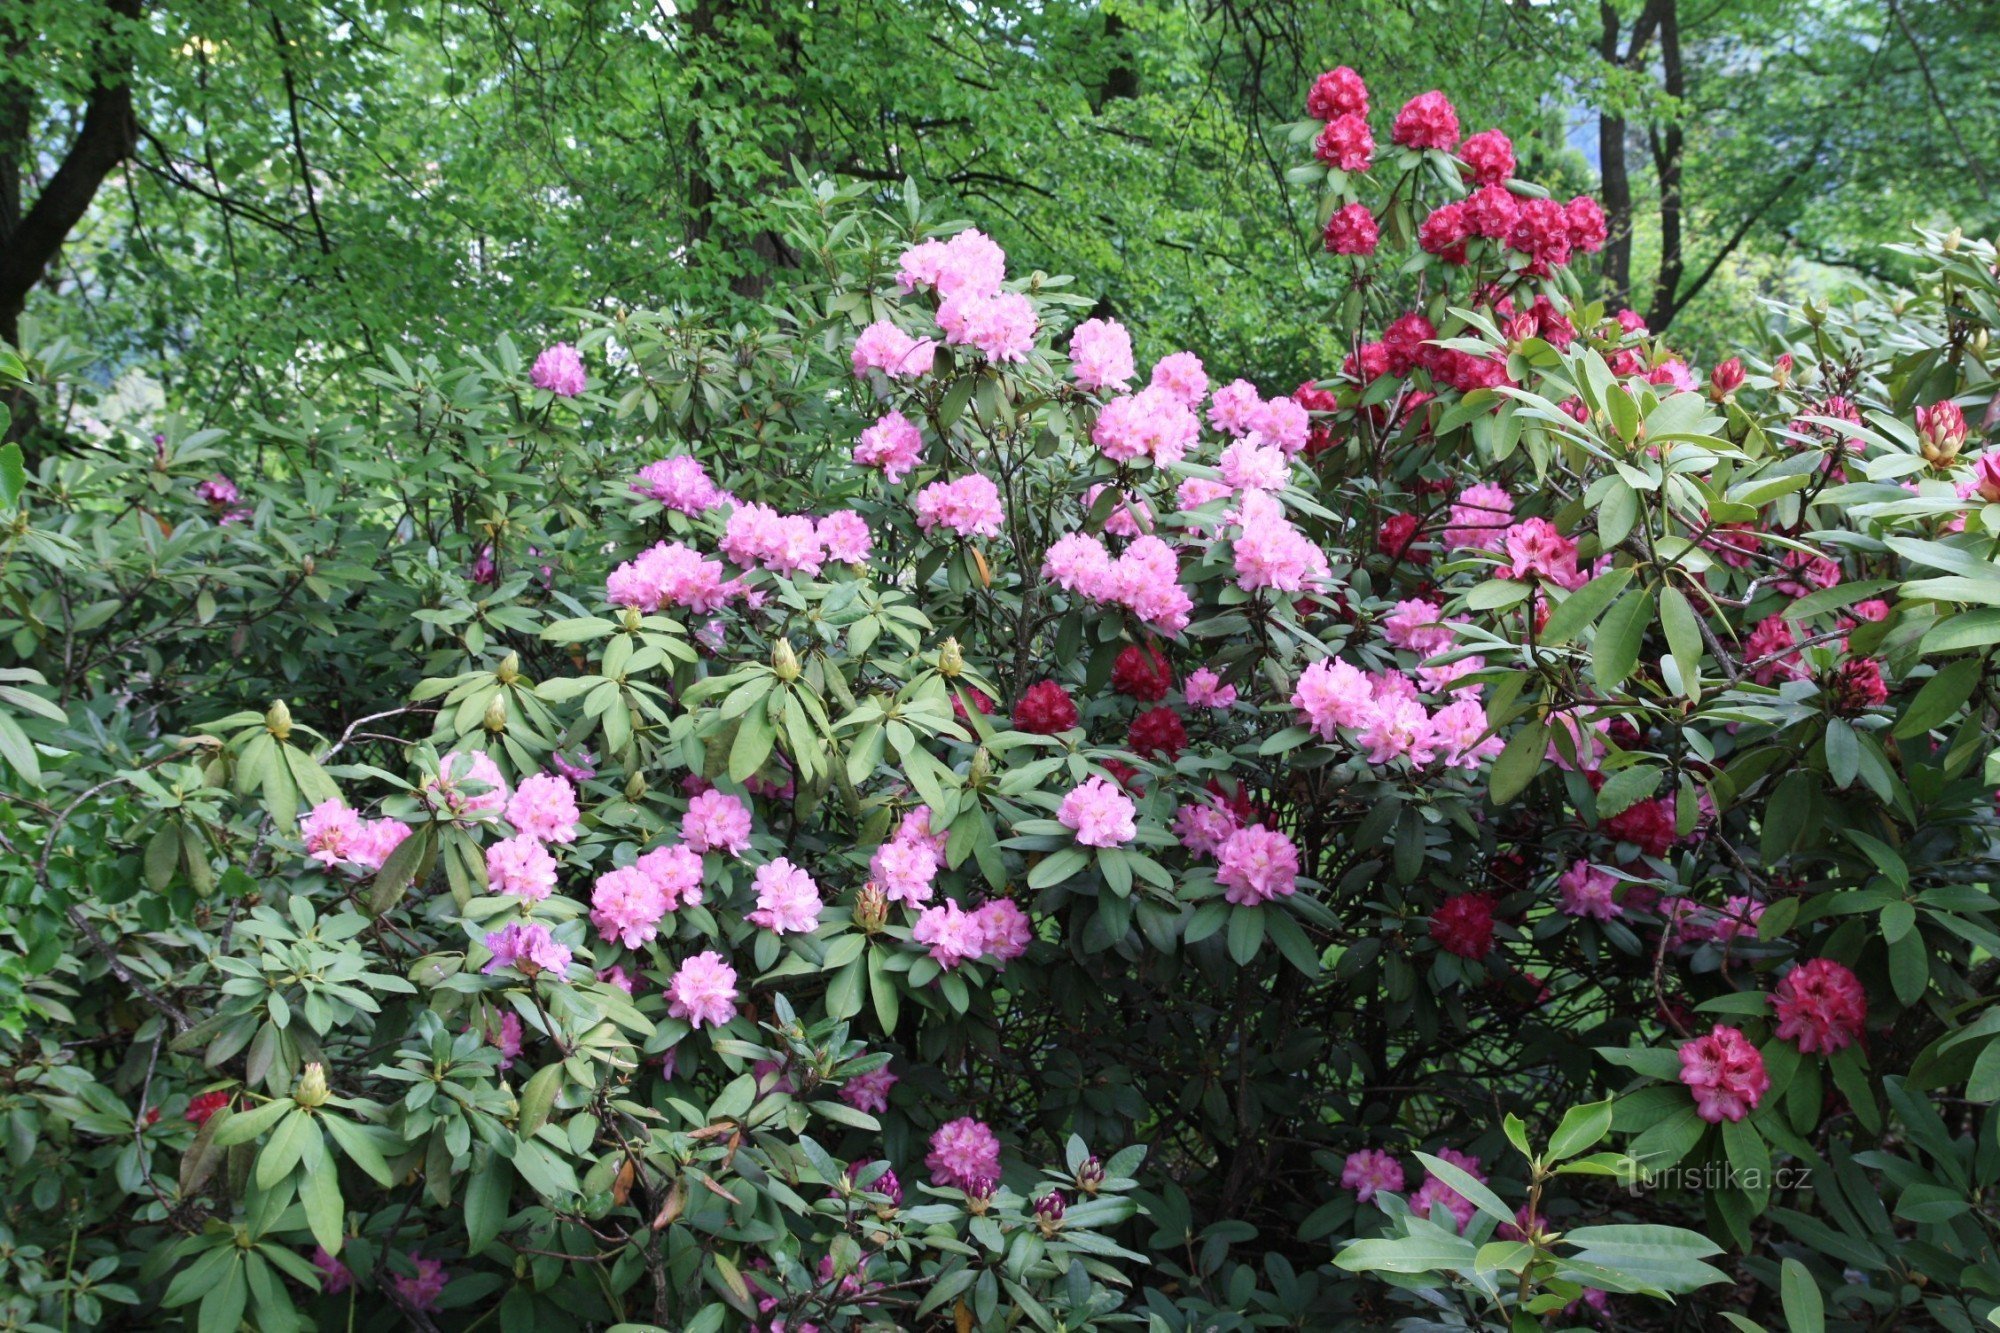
[5,68,2000,1333]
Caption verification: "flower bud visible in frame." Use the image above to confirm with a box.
[937,637,964,677]
[1075,1155,1106,1195]
[625,770,647,802]
[1917,401,1968,465]
[496,651,521,685]
[619,607,643,632]
[1033,1190,1067,1235]
[968,745,992,788]
[854,882,890,934]
[1773,353,1794,389]
[482,693,509,733]
[265,699,293,740]
[294,1062,330,1108]
[1944,227,1962,253]
[1708,357,1745,399]
[963,1174,998,1214]
[772,638,801,682]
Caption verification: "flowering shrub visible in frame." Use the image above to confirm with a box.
[4,65,2000,1333]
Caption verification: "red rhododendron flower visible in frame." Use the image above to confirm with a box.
[1603,792,1677,858]
[1829,659,1888,714]
[1127,706,1188,761]
[1111,642,1173,701]
[1392,91,1460,151]
[1773,958,1867,1055]
[1314,115,1374,173]
[1305,66,1368,120]
[1322,203,1380,256]
[1012,680,1080,734]
[1677,1024,1770,1123]
[1376,512,1427,564]
[186,1091,233,1125]
[1458,129,1514,185]
[1431,892,1496,960]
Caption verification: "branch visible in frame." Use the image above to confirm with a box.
[0,0,143,332]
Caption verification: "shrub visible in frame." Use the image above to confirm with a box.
[3,67,2000,1332]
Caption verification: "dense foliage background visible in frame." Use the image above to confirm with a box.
[5,3,2000,1332]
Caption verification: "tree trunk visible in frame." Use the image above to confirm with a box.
[1645,0,1686,331]
[1596,3,1633,307]
[0,0,143,350]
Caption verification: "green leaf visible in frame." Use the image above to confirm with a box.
[298,1162,345,1254]
[1594,764,1661,819]
[0,442,24,508]
[518,1063,565,1138]
[1562,1224,1729,1295]
[1414,1152,1517,1228]
[366,824,434,917]
[322,1112,394,1187]
[1334,1233,1478,1274]
[1226,906,1265,966]
[1489,719,1549,804]
[1893,656,1983,738]
[1592,587,1654,691]
[210,1097,294,1147]
[255,1108,314,1189]
[1780,1257,1824,1333]
[1542,567,1635,647]
[1658,585,1702,701]
[1547,1099,1614,1161]
[466,1154,514,1252]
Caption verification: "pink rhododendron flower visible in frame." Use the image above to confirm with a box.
[1558,861,1620,920]
[1430,698,1501,769]
[1410,1149,1486,1230]
[1445,483,1513,551]
[682,789,753,857]
[313,1247,353,1295]
[530,343,586,397]
[913,899,986,969]
[1232,490,1330,592]
[300,800,411,874]
[506,773,580,844]
[482,1010,523,1069]
[926,1117,1002,1190]
[1174,799,1241,858]
[914,474,1005,538]
[899,228,1007,298]
[1058,776,1137,848]
[1093,386,1201,467]
[816,509,872,565]
[851,321,936,379]
[973,898,1033,963]
[841,1065,899,1114]
[632,455,727,514]
[1293,658,1378,738]
[486,834,558,901]
[431,749,511,818]
[1084,484,1152,537]
[1341,1148,1405,1203]
[937,290,1038,363]
[607,541,733,615]
[1566,196,1608,252]
[591,866,668,948]
[1216,825,1300,905]
[1069,317,1135,391]
[748,857,823,934]
[482,921,573,979]
[1208,378,1263,435]
[636,843,704,910]
[1678,1024,1770,1123]
[1218,437,1291,492]
[1773,958,1867,1055]
[854,411,926,482]
[666,951,739,1028]
[1500,517,1584,588]
[1184,668,1236,709]
[1358,694,1437,766]
[1383,598,1454,656]
[1149,351,1209,406]
[722,502,825,577]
